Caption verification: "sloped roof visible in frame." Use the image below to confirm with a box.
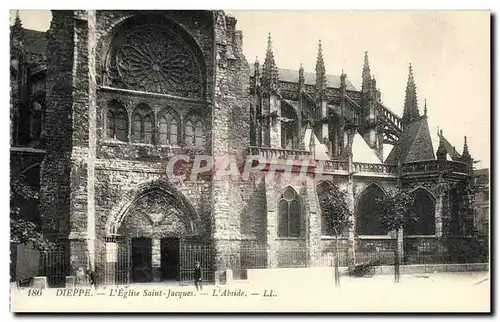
[439,133,462,161]
[249,65,357,91]
[385,116,435,164]
[22,29,47,56]
[351,133,382,163]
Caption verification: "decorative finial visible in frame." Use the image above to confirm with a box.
[14,10,22,27]
[424,98,427,116]
[267,33,272,48]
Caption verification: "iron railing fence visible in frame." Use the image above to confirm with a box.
[19,237,489,288]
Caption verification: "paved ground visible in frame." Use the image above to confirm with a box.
[10,271,490,312]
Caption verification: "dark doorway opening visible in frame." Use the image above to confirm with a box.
[161,238,180,281]
[131,237,152,283]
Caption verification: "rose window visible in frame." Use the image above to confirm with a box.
[108,24,203,98]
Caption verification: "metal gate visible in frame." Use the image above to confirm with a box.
[179,243,213,286]
[97,240,131,286]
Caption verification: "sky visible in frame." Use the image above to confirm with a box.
[9,10,490,168]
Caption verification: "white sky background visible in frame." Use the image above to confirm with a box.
[9,10,491,168]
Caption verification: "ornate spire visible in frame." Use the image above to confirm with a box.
[461,135,472,162]
[11,10,24,41]
[402,63,420,126]
[15,10,21,24]
[371,75,377,93]
[262,33,279,89]
[315,40,327,97]
[361,51,371,94]
[424,98,427,116]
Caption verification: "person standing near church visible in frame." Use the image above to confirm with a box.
[85,250,96,288]
[194,261,202,291]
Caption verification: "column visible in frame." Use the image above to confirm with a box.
[435,194,444,237]
[151,238,161,282]
[269,95,281,148]
[320,100,328,141]
[306,183,321,267]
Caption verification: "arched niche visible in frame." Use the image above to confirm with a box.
[406,188,436,236]
[281,101,299,149]
[356,183,388,235]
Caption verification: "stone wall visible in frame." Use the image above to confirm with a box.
[211,10,251,272]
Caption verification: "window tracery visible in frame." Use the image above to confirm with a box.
[158,108,179,145]
[278,187,301,237]
[106,101,128,142]
[106,23,203,99]
[131,104,154,144]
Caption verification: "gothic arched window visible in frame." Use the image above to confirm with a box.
[106,101,128,142]
[356,184,388,235]
[406,188,436,236]
[158,108,179,145]
[281,103,298,149]
[194,121,204,148]
[185,121,194,148]
[278,187,301,238]
[317,181,344,236]
[116,110,128,141]
[131,104,154,144]
[185,116,204,149]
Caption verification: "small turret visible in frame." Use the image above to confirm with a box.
[361,51,371,95]
[461,135,472,163]
[253,57,261,87]
[298,62,305,88]
[262,33,279,90]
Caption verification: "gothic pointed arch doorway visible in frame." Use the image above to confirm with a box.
[109,181,201,283]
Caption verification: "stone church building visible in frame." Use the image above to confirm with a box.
[10,10,478,284]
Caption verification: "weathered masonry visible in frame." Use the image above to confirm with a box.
[10,10,478,284]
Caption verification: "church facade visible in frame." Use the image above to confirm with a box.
[10,10,479,285]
